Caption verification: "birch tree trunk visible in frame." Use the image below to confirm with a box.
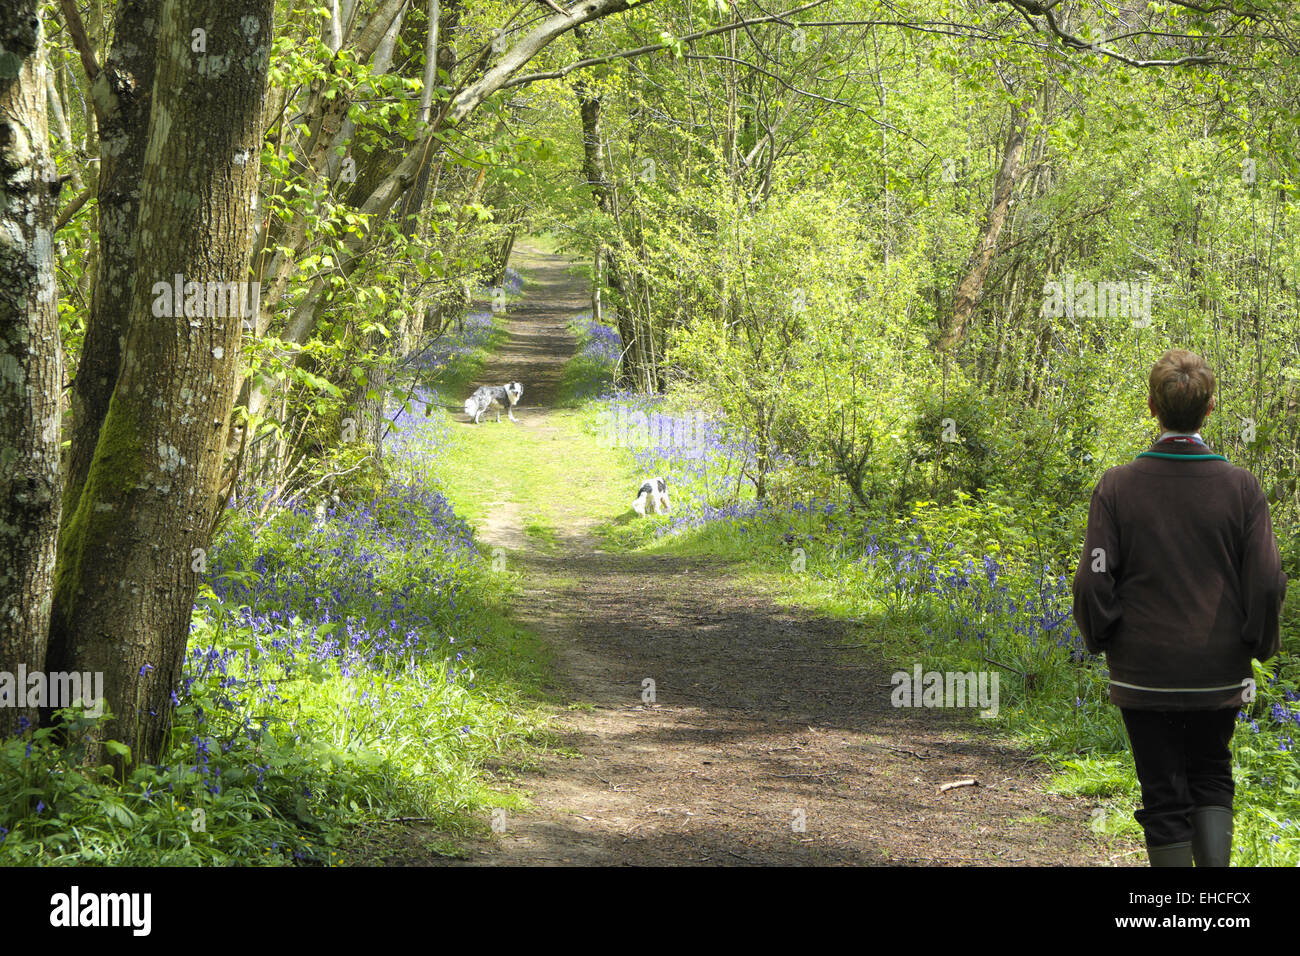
[0,2,63,737]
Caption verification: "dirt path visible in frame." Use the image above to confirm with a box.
[438,244,1131,866]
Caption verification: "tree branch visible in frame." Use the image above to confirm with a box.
[989,0,1229,66]
[501,0,832,89]
[57,0,101,81]
[446,0,661,121]
[54,185,93,232]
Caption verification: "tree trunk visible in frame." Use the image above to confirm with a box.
[47,0,274,770]
[63,0,164,511]
[0,3,64,737]
[574,36,642,387]
[935,108,1026,352]
[493,223,518,285]
[351,323,388,458]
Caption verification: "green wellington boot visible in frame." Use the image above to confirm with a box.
[1190,806,1234,867]
[1146,841,1194,866]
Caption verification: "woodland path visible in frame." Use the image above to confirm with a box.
[423,243,1133,866]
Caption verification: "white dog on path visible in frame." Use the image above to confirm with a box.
[631,476,671,516]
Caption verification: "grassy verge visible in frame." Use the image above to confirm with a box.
[0,303,552,867]
[556,312,620,408]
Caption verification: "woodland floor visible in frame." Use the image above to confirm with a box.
[376,244,1136,866]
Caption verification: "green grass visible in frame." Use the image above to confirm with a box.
[520,231,565,254]
[434,408,645,537]
[524,517,560,551]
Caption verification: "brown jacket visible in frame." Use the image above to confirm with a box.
[1072,439,1287,709]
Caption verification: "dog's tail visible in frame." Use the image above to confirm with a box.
[463,397,476,418]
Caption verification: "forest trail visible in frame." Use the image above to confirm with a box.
[428,243,1133,866]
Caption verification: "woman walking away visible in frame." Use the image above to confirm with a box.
[1072,349,1287,867]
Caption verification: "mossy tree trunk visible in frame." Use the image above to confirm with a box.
[0,2,63,737]
[62,0,163,511]
[47,0,274,771]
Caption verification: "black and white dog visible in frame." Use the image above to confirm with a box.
[631,476,672,517]
[464,382,523,424]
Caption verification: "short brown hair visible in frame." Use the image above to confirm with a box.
[1149,350,1215,432]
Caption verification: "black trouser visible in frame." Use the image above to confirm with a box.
[1120,708,1238,846]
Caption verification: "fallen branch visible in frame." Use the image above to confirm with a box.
[885,745,932,760]
[939,778,979,792]
[982,655,1026,680]
[770,771,839,778]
